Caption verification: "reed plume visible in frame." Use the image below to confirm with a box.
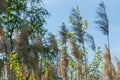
[59,23,68,44]
[69,39,84,80]
[69,6,84,43]
[0,26,5,52]
[115,56,120,71]
[20,26,29,63]
[58,50,68,80]
[20,63,29,80]
[75,63,82,80]
[111,64,118,80]
[14,29,21,43]
[43,64,56,80]
[103,45,110,63]
[13,29,22,57]
[31,45,39,69]
[69,39,79,60]
[114,56,120,80]
[0,26,5,41]
[103,62,111,80]
[57,61,61,76]
[48,33,58,52]
[36,34,43,51]
[48,64,56,80]
[20,26,29,46]
[95,1,109,35]
[60,50,68,68]
[0,26,12,79]
[0,0,7,12]
[103,45,112,80]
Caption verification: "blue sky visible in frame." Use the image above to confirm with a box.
[43,0,120,61]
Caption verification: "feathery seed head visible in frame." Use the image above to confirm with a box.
[103,45,110,62]
[48,33,58,51]
[69,39,79,60]
[14,29,21,43]
[0,27,5,41]
[36,34,43,51]
[59,23,68,44]
[60,50,68,68]
[115,56,120,71]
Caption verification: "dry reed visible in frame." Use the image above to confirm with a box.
[103,45,112,80]
[69,39,79,60]
[58,50,68,80]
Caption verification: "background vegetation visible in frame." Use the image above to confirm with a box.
[0,0,120,80]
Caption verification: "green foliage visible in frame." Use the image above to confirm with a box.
[0,0,49,50]
[10,53,22,80]
[89,46,102,79]
[83,20,88,31]
[67,56,76,80]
